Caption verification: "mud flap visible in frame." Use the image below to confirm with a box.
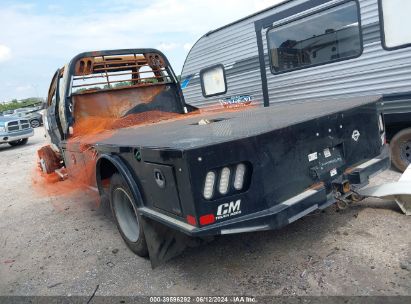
[358,164,411,215]
[140,216,192,268]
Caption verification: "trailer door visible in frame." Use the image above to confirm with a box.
[45,69,64,146]
[379,0,411,50]
[254,0,362,106]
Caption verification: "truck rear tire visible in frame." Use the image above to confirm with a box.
[390,128,411,172]
[8,138,28,146]
[109,173,148,257]
[30,119,40,128]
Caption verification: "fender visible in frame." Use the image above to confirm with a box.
[96,154,192,267]
[358,164,411,215]
[96,154,144,207]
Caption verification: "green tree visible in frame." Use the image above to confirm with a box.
[0,97,45,113]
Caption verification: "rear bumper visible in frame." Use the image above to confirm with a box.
[0,129,34,144]
[29,117,43,124]
[140,146,390,237]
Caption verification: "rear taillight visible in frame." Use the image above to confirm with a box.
[378,114,385,133]
[233,163,246,190]
[186,215,197,226]
[199,214,215,226]
[378,114,386,145]
[202,162,250,200]
[203,171,216,200]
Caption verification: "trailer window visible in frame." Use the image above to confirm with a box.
[58,67,69,133]
[379,0,411,50]
[267,1,361,73]
[200,64,227,97]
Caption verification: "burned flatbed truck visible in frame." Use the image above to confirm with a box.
[40,49,390,266]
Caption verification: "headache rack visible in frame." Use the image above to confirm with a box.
[71,52,174,94]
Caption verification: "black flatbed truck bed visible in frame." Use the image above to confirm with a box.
[89,95,389,238]
[42,49,390,266]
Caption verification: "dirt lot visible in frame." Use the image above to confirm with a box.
[0,128,410,297]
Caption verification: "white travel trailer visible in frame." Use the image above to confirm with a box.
[180,0,411,171]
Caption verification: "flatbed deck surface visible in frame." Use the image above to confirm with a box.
[95,96,379,150]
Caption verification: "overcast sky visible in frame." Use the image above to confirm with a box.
[0,0,284,102]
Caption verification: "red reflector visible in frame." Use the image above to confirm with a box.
[186,215,196,226]
[199,214,215,226]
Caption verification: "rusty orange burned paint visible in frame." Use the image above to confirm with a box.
[33,90,254,202]
[32,166,85,198]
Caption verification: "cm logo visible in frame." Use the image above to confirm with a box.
[217,199,241,216]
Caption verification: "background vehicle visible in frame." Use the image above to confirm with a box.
[40,49,388,266]
[0,116,34,146]
[181,0,411,171]
[3,108,35,117]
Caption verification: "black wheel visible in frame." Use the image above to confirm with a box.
[109,173,148,257]
[8,138,28,146]
[30,119,40,128]
[390,128,411,172]
[37,145,61,174]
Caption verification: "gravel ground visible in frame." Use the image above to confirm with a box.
[0,128,410,296]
